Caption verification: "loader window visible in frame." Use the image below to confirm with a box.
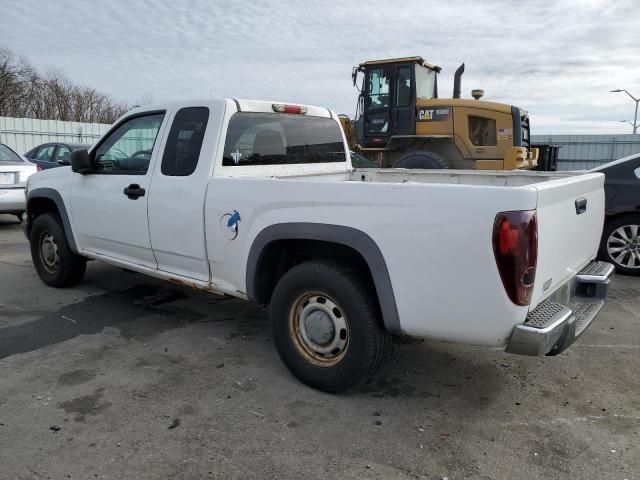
[415,64,436,99]
[396,67,411,107]
[222,113,346,166]
[468,116,497,146]
[367,68,390,111]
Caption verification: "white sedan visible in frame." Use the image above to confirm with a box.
[0,143,37,221]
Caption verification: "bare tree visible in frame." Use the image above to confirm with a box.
[0,46,128,123]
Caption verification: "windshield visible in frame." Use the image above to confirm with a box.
[415,64,436,99]
[0,144,23,163]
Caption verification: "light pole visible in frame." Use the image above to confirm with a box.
[611,89,639,134]
[619,120,637,129]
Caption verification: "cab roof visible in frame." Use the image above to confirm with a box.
[126,98,334,119]
[359,56,442,73]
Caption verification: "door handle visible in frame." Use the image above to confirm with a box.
[123,184,145,200]
[575,197,587,215]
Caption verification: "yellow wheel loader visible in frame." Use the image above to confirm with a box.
[341,57,555,170]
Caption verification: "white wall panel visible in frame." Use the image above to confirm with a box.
[0,116,111,154]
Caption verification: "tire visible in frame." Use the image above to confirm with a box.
[270,261,389,392]
[599,214,640,276]
[392,151,449,169]
[30,213,86,287]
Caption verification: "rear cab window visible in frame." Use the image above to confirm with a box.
[222,113,346,167]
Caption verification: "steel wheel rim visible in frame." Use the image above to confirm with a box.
[39,231,59,274]
[607,224,640,269]
[288,291,349,367]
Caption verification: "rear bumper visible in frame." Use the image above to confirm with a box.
[0,187,26,213]
[506,261,614,356]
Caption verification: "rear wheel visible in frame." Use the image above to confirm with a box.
[599,215,640,276]
[392,151,449,169]
[30,213,86,287]
[270,261,389,392]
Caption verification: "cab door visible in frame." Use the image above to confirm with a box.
[391,65,415,137]
[147,100,224,281]
[68,111,168,268]
[363,65,415,146]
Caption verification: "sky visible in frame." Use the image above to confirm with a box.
[2,0,639,134]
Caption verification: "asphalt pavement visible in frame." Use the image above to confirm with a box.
[0,214,638,479]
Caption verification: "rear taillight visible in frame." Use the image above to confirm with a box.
[492,210,538,306]
[36,164,42,172]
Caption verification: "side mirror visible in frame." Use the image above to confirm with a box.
[70,149,91,173]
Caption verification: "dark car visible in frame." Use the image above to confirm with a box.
[593,154,640,275]
[24,142,91,171]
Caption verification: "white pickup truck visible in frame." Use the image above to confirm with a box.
[24,99,613,392]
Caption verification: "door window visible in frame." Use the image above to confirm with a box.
[93,113,165,174]
[396,67,411,107]
[161,107,209,176]
[54,145,72,163]
[35,145,55,162]
[367,68,391,111]
[468,116,497,146]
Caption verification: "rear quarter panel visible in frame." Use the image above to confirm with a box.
[205,177,537,347]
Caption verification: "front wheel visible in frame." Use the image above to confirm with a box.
[599,215,640,276]
[30,213,87,287]
[270,261,389,392]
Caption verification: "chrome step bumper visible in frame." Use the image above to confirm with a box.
[506,260,613,356]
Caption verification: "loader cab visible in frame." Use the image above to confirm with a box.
[354,57,440,148]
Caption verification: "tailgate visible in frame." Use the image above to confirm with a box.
[531,172,605,308]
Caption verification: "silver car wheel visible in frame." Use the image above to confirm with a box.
[607,224,640,269]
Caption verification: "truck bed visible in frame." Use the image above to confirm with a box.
[209,166,604,345]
